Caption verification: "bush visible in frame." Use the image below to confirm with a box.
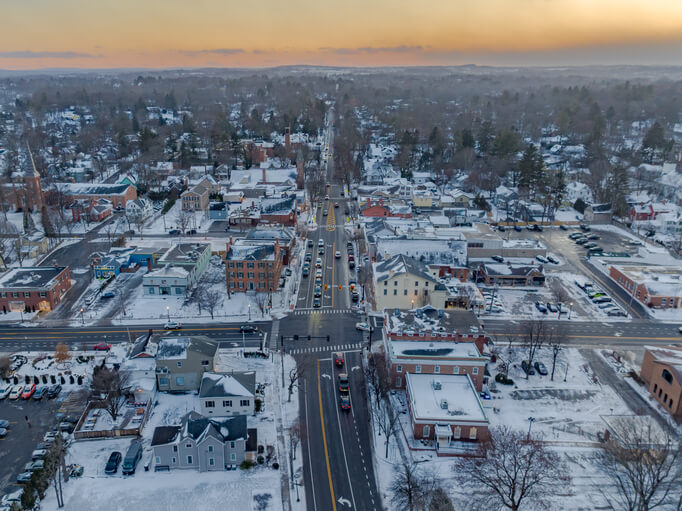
[255,399,262,413]
[271,462,279,470]
[33,376,39,385]
[161,197,176,214]
[50,375,56,384]
[257,455,265,464]
[240,460,255,470]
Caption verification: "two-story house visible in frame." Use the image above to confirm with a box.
[155,336,218,392]
[125,198,153,223]
[151,411,258,471]
[373,254,439,310]
[199,372,256,417]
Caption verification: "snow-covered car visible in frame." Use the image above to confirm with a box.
[0,385,10,400]
[164,322,182,330]
[355,322,373,332]
[16,472,32,484]
[534,302,547,314]
[31,449,47,461]
[0,420,9,429]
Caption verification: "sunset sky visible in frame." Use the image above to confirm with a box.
[2,0,682,69]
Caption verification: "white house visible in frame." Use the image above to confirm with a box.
[143,266,190,297]
[199,372,256,417]
[126,198,153,223]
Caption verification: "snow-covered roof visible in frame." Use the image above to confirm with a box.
[373,254,436,283]
[199,372,255,399]
[389,340,483,360]
[406,373,487,423]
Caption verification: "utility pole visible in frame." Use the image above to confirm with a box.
[280,335,284,389]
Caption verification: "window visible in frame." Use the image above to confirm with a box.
[395,377,402,387]
[662,369,674,384]
[23,292,30,297]
[205,400,215,408]
[236,262,243,268]
[453,426,461,439]
[187,455,193,464]
[209,458,215,466]
[175,287,183,295]
[394,281,397,286]
[384,289,387,295]
[228,262,235,268]
[229,282,235,289]
[201,360,210,366]
[404,289,408,295]
[259,282,265,289]
[396,365,403,373]
[230,441,235,449]
[248,272,254,279]
[176,376,185,386]
[0,292,5,297]
[258,272,265,278]
[453,366,459,374]
[173,445,178,452]
[208,445,213,453]
[393,289,397,295]
[238,282,244,288]
[661,298,667,307]
[258,262,264,268]
[11,292,18,298]
[186,443,192,448]
[415,281,418,286]
[237,272,244,278]
[231,453,236,461]
[414,290,418,296]
[223,400,232,407]
[423,425,430,438]
[469,427,477,440]
[654,384,658,393]
[159,377,169,386]
[384,281,387,286]
[425,281,429,287]
[416,365,422,373]
[434,366,440,374]
[172,457,176,463]
[155,456,161,464]
[424,290,428,296]
[473,367,479,375]
[177,361,182,368]
[240,399,250,407]
[247,262,255,268]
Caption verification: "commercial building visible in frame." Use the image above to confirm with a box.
[640,345,682,418]
[609,265,682,309]
[0,266,71,313]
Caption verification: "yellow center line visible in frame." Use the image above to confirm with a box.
[318,359,337,511]
[331,241,336,309]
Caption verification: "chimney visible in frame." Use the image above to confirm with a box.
[285,127,291,152]
[147,257,152,272]
[379,198,384,207]
[262,167,267,184]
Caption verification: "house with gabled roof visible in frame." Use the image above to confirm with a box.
[373,254,442,310]
[151,411,258,471]
[199,372,256,416]
[155,336,218,392]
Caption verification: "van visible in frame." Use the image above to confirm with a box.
[121,440,143,475]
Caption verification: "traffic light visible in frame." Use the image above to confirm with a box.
[326,335,330,343]
[308,335,311,341]
[293,335,299,340]
[338,284,342,290]
[324,284,328,290]
[350,284,355,291]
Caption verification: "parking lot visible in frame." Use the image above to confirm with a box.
[0,394,62,494]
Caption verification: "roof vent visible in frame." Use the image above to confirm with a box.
[432,380,442,390]
[439,399,448,410]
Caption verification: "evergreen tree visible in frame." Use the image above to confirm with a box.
[41,206,55,238]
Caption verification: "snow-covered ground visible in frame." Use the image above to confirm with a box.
[142,201,210,236]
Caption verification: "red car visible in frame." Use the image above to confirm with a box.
[93,342,112,351]
[21,384,36,400]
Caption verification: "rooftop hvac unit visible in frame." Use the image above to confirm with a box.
[439,399,448,410]
[432,380,442,390]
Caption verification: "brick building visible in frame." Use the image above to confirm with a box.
[225,238,283,293]
[405,373,489,455]
[609,265,682,309]
[640,345,682,418]
[51,183,137,209]
[0,266,71,313]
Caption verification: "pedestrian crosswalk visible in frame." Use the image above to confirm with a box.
[288,342,363,355]
[293,308,354,315]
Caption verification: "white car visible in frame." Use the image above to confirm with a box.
[0,386,10,399]
[355,322,374,332]
[164,322,182,330]
[335,251,341,259]
[8,385,24,400]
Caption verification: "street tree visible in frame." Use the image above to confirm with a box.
[390,459,438,511]
[44,431,67,508]
[547,331,566,381]
[90,362,130,421]
[372,395,400,459]
[54,343,72,365]
[453,426,569,511]
[520,320,549,379]
[597,418,682,511]
[198,284,223,319]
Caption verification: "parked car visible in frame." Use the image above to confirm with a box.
[536,255,549,263]
[491,255,504,263]
[575,238,589,245]
[568,233,584,240]
[559,224,568,231]
[494,373,514,385]
[339,394,351,411]
[47,384,62,399]
[32,387,47,400]
[513,225,522,232]
[586,234,600,240]
[101,291,116,299]
[24,460,44,472]
[535,302,547,314]
[583,242,598,249]
[355,322,373,332]
[521,360,536,375]
[607,308,627,317]
[580,223,591,231]
[122,441,143,476]
[0,427,7,438]
[164,322,182,330]
[307,239,313,248]
[9,385,24,400]
[168,229,181,236]
[0,420,9,429]
[21,384,36,400]
[534,361,548,375]
[16,472,32,484]
[547,255,559,264]
[546,303,558,313]
[58,421,75,433]
[105,451,122,475]
[593,296,612,304]
[93,342,112,351]
[31,449,47,461]
[185,229,197,235]
[498,225,506,232]
[284,267,292,277]
[0,385,10,400]
[240,325,259,334]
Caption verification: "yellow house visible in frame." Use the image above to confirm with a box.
[412,191,433,208]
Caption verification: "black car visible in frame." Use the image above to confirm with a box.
[521,360,536,375]
[186,229,197,235]
[240,325,259,334]
[559,224,568,231]
[534,361,548,376]
[491,255,504,263]
[105,451,122,475]
[513,225,522,232]
[307,239,313,248]
[580,223,591,231]
[47,384,62,399]
[168,229,181,236]
[351,291,360,302]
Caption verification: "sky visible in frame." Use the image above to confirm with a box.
[2,0,682,69]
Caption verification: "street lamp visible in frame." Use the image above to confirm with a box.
[527,416,536,441]
[80,308,85,325]
[166,306,170,321]
[568,302,573,320]
[248,303,251,321]
[411,299,414,310]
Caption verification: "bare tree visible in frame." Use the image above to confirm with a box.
[365,352,390,405]
[0,356,10,379]
[453,426,570,511]
[198,284,223,319]
[597,418,682,511]
[177,209,192,235]
[54,343,71,364]
[255,292,268,317]
[43,431,67,508]
[391,459,439,511]
[90,363,130,421]
[287,355,311,402]
[373,396,400,459]
[520,320,548,379]
[547,332,566,381]
[289,419,301,461]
